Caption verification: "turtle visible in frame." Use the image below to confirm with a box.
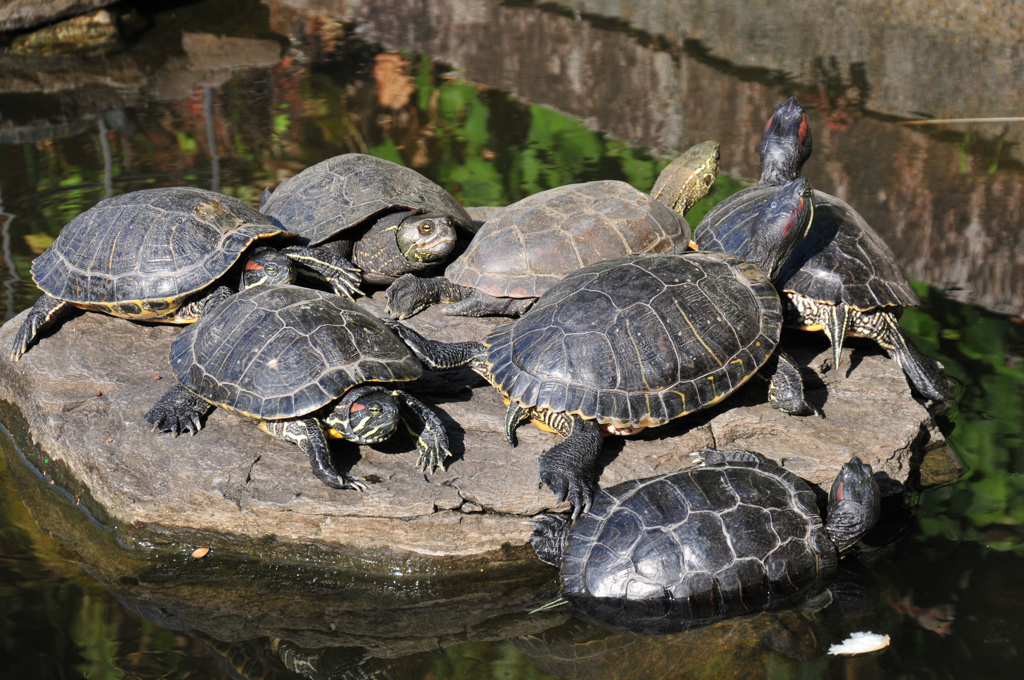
[528,449,881,634]
[144,284,450,490]
[7,186,356,362]
[694,97,951,401]
[259,153,474,288]
[384,140,720,319]
[387,178,815,515]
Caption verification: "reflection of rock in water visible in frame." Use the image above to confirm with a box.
[511,613,819,680]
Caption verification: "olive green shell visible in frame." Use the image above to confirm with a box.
[31,187,286,318]
[259,153,476,244]
[446,181,690,300]
[168,285,422,420]
[483,253,780,429]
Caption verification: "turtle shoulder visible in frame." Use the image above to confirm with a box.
[169,285,421,420]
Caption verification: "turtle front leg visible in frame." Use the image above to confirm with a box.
[10,294,74,361]
[766,351,814,416]
[282,244,362,300]
[385,274,466,319]
[260,418,367,491]
[145,383,212,436]
[537,413,603,518]
[393,390,451,473]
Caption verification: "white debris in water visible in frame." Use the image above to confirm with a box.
[828,631,891,656]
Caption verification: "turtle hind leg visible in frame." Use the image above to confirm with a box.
[385,321,484,371]
[538,414,603,519]
[528,514,572,566]
[873,314,953,401]
[504,400,530,446]
[385,274,465,319]
[145,383,212,436]
[283,244,362,300]
[10,294,74,361]
[444,289,534,317]
[765,351,815,416]
[261,418,367,491]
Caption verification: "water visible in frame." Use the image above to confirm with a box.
[1,1,1023,678]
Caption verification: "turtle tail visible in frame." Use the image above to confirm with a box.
[528,514,571,567]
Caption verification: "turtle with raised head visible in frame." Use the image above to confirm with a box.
[529,450,880,634]
[145,284,449,490]
[694,97,951,400]
[385,141,720,319]
[388,178,815,515]
[7,187,351,361]
[260,153,473,288]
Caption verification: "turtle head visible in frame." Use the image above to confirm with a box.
[528,514,572,567]
[744,177,814,282]
[650,140,721,215]
[241,247,297,289]
[396,212,458,263]
[326,386,401,444]
[758,97,813,186]
[824,457,881,553]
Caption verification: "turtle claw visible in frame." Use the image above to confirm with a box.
[343,477,369,492]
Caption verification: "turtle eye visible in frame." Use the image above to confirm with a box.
[265,264,280,276]
[419,222,433,235]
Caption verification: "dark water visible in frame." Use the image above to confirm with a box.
[1,1,1023,678]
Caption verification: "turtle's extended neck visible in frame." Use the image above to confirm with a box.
[743,177,814,282]
[758,96,813,187]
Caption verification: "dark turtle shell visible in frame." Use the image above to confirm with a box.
[560,458,836,622]
[31,187,286,317]
[482,252,780,429]
[169,285,422,420]
[445,181,689,301]
[259,153,475,244]
[695,186,918,310]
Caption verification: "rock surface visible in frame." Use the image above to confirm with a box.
[0,273,951,570]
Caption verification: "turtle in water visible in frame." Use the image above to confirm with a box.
[384,141,720,319]
[694,97,951,400]
[260,153,474,288]
[145,284,449,490]
[528,449,880,633]
[388,178,815,515]
[7,187,361,362]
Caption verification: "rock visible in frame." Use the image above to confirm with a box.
[0,0,116,32]
[0,289,951,571]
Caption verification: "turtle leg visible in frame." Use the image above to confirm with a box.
[870,313,953,401]
[537,413,603,519]
[393,389,451,473]
[385,274,467,319]
[504,400,531,447]
[444,289,535,318]
[282,244,362,300]
[699,448,779,467]
[385,321,485,371]
[10,294,74,361]
[145,383,212,436]
[260,418,367,491]
[765,351,814,415]
[173,285,234,322]
[821,303,852,376]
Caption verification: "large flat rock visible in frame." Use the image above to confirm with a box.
[0,289,950,570]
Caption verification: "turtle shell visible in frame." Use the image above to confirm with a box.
[695,186,918,310]
[259,153,476,244]
[31,187,286,318]
[169,285,422,420]
[483,252,780,430]
[445,181,689,300]
[560,458,836,624]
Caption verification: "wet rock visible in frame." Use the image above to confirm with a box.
[0,289,949,569]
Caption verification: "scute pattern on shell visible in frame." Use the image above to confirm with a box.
[697,187,918,309]
[446,181,689,299]
[560,460,835,620]
[169,285,422,420]
[260,153,475,244]
[483,253,779,429]
[32,187,283,306]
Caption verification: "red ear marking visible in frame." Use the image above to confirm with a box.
[836,481,844,501]
[349,403,366,412]
[245,261,264,271]
[799,118,809,144]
